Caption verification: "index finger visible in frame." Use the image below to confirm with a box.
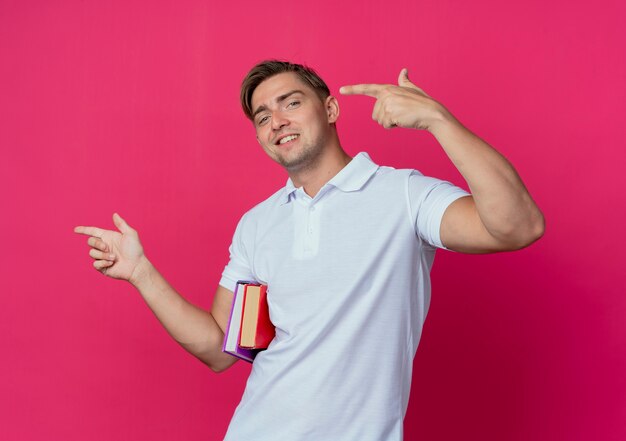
[339,84,385,98]
[74,225,106,238]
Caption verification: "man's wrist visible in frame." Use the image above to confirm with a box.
[427,104,460,136]
[129,255,154,289]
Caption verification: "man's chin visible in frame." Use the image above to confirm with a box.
[268,143,323,172]
[278,156,307,171]
[276,153,316,172]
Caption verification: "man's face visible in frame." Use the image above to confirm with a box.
[250,72,338,172]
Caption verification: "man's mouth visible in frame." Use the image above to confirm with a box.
[275,134,299,146]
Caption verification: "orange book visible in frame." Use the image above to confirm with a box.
[239,284,274,349]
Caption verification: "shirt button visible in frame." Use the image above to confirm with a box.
[310,206,316,212]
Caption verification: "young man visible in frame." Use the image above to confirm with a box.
[75,60,544,440]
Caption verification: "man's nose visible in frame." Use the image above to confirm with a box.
[271,111,289,131]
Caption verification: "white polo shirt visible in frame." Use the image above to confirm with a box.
[219,152,469,441]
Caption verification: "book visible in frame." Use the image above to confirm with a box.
[222,281,275,363]
[240,284,274,349]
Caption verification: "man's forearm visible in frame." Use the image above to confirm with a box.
[429,109,544,242]
[129,256,233,372]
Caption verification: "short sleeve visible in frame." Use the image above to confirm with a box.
[219,213,257,292]
[406,170,471,250]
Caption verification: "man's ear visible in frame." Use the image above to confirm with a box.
[325,95,339,123]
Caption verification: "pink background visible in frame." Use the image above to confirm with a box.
[1,1,624,440]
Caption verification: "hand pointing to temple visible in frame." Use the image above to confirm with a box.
[340,68,450,131]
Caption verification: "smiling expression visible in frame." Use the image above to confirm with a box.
[251,72,339,172]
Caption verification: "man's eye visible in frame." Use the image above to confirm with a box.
[258,115,269,125]
[287,100,300,108]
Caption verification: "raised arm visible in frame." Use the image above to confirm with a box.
[74,213,239,372]
[340,69,545,253]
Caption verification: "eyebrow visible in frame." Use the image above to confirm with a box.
[252,89,304,119]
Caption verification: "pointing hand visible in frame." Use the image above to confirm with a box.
[74,213,146,284]
[340,68,446,131]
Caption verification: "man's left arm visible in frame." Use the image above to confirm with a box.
[340,69,545,253]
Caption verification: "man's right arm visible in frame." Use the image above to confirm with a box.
[74,213,239,373]
[131,258,239,373]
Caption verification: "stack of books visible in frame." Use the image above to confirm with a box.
[222,281,275,362]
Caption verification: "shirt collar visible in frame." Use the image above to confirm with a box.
[280,152,379,204]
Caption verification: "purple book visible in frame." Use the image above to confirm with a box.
[222,280,262,363]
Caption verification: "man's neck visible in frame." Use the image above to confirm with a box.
[288,145,352,198]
